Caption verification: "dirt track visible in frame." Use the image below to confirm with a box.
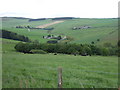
[36,21,65,28]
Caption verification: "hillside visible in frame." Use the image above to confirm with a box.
[1,17,118,45]
[2,38,118,88]
[1,17,118,88]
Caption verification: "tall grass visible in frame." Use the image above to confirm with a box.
[2,39,118,88]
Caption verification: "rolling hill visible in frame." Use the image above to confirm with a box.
[1,17,118,45]
[1,17,119,88]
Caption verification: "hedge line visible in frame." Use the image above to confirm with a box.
[14,41,119,56]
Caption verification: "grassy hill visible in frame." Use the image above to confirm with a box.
[2,38,118,88]
[48,18,118,44]
[1,17,119,88]
[1,17,118,45]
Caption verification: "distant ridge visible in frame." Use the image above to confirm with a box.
[29,18,47,22]
[52,17,76,20]
[1,16,30,19]
[1,16,118,20]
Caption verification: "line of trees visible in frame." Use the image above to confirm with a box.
[29,18,46,22]
[1,29,31,42]
[52,17,74,20]
[15,25,54,30]
[14,41,118,56]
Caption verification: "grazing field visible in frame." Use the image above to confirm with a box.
[1,17,118,45]
[2,39,118,88]
[1,17,119,88]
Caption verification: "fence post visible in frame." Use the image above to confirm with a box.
[58,67,62,88]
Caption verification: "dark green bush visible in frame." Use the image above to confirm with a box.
[14,42,32,53]
[101,48,110,56]
[14,41,118,56]
[118,40,120,47]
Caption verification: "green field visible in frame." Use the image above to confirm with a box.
[2,38,118,88]
[1,17,119,88]
[1,17,118,45]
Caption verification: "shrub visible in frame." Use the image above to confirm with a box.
[97,39,100,41]
[117,47,120,57]
[14,42,32,53]
[118,40,120,47]
[108,47,116,55]
[91,41,94,44]
[101,48,110,56]
[31,40,40,49]
[14,41,117,56]
[67,47,77,54]
[30,49,47,54]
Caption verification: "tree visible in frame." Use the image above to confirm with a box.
[118,40,120,47]
[57,35,62,40]
[40,44,49,51]
[108,47,116,55]
[2,30,31,42]
[117,47,120,57]
[80,46,91,56]
[101,48,110,56]
[57,44,68,54]
[84,46,92,55]
[91,41,94,44]
[31,40,40,49]
[97,39,100,41]
[27,26,30,28]
[89,45,100,55]
[47,34,51,37]
[14,42,32,53]
[67,47,77,54]
[47,44,56,53]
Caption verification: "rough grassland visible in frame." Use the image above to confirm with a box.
[2,39,118,88]
[1,18,118,45]
[1,18,119,88]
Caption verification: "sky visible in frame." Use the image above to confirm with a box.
[0,0,119,18]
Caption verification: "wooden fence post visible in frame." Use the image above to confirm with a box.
[58,67,62,88]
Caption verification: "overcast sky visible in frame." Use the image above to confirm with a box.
[0,0,119,18]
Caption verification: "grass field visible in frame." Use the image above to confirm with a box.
[2,39,118,88]
[1,17,119,88]
[1,17,118,45]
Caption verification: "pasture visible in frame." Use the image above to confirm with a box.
[1,17,118,45]
[1,17,119,88]
[2,39,118,88]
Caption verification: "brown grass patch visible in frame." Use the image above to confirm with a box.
[36,20,65,28]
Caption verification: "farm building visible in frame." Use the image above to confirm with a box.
[72,26,92,30]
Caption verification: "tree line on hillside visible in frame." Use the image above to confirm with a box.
[1,30,31,42]
[29,18,46,22]
[15,25,54,30]
[14,41,119,56]
[52,17,75,20]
